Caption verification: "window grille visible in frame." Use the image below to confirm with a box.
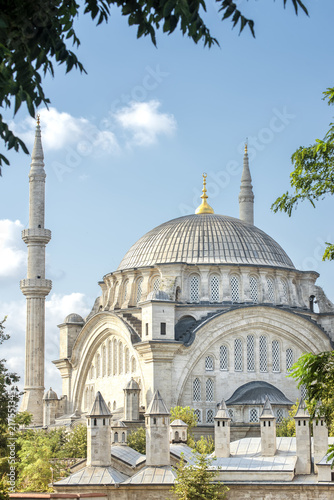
[102,345,106,377]
[206,409,214,423]
[206,379,214,401]
[220,345,228,371]
[286,348,293,372]
[228,409,234,421]
[250,276,258,303]
[194,409,202,423]
[205,356,214,371]
[247,335,255,371]
[301,384,307,401]
[210,275,220,302]
[267,277,274,302]
[234,338,243,371]
[193,378,201,401]
[190,275,200,302]
[113,338,117,375]
[272,340,280,372]
[249,408,259,423]
[276,409,284,423]
[119,342,123,374]
[259,336,267,372]
[96,353,101,378]
[281,279,288,302]
[153,277,161,293]
[108,340,112,376]
[230,276,240,302]
[123,280,128,302]
[136,278,143,303]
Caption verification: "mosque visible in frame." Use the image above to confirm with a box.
[20,120,334,436]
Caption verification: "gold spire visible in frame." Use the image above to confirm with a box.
[195,173,214,215]
[245,140,248,154]
[36,114,40,126]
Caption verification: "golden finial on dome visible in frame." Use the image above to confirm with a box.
[36,114,40,126]
[195,173,214,215]
[245,139,248,154]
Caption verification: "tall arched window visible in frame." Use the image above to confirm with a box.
[113,338,117,375]
[205,356,214,371]
[190,275,200,302]
[220,345,228,371]
[136,277,143,303]
[249,276,258,303]
[206,379,214,402]
[234,338,243,371]
[286,348,293,372]
[193,378,201,401]
[281,279,288,303]
[194,409,202,423]
[102,344,106,377]
[125,346,130,373]
[108,340,112,376]
[230,276,240,302]
[123,280,129,303]
[259,336,267,372]
[96,353,101,378]
[206,409,214,423]
[131,356,136,373]
[272,340,280,372]
[153,277,161,293]
[84,387,89,411]
[247,335,255,371]
[210,275,220,302]
[249,408,259,423]
[267,277,274,302]
[118,342,123,374]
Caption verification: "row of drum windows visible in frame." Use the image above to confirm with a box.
[88,338,137,379]
[202,338,294,375]
[193,407,286,424]
[189,274,289,303]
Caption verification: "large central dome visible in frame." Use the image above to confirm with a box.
[117,214,294,271]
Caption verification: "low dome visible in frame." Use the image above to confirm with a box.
[64,313,84,324]
[124,378,140,390]
[225,381,293,406]
[170,419,188,427]
[117,214,294,271]
[43,387,58,400]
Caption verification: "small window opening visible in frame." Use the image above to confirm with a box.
[146,323,149,336]
[94,418,97,426]
[160,322,166,335]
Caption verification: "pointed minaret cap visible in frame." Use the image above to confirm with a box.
[145,390,170,415]
[239,142,254,225]
[195,173,214,215]
[87,391,112,417]
[294,399,310,419]
[260,395,275,419]
[214,399,231,420]
[30,114,45,174]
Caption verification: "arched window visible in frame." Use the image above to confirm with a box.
[259,336,267,372]
[113,338,117,376]
[247,335,255,372]
[193,378,201,402]
[272,340,280,372]
[131,356,136,373]
[219,345,228,371]
[114,432,118,443]
[136,277,143,303]
[301,384,307,401]
[206,379,214,402]
[194,409,202,423]
[96,353,101,378]
[190,275,200,303]
[84,387,88,411]
[102,345,106,377]
[206,409,214,423]
[108,340,112,376]
[118,342,123,374]
[90,364,94,379]
[90,387,94,407]
[210,275,220,302]
[228,409,234,421]
[113,401,117,410]
[267,277,274,302]
[123,280,129,303]
[234,338,243,371]
[281,279,288,302]
[205,356,214,371]
[276,409,284,423]
[249,408,259,423]
[286,348,293,372]
[125,346,130,373]
[122,432,126,443]
[175,287,181,302]
[249,276,258,303]
[153,277,161,293]
[230,276,240,302]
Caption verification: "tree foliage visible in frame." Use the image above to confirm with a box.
[127,426,146,454]
[171,406,198,433]
[276,401,299,437]
[172,452,228,500]
[272,87,334,260]
[0,0,308,173]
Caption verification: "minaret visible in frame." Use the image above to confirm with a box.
[20,116,52,425]
[239,143,254,225]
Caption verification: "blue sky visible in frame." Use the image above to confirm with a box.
[1,0,334,394]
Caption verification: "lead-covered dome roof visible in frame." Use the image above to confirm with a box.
[117,214,294,271]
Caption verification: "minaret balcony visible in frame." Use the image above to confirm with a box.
[22,228,51,244]
[20,278,52,296]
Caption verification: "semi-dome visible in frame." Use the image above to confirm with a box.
[64,313,84,324]
[117,214,294,271]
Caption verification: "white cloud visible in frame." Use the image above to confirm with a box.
[12,107,119,153]
[2,292,91,396]
[115,100,177,146]
[0,219,27,279]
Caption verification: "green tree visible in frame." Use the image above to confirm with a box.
[276,401,299,437]
[170,406,198,434]
[127,426,146,454]
[172,452,228,500]
[1,0,308,172]
[59,424,87,459]
[272,87,334,261]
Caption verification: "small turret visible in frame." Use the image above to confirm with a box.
[259,396,276,457]
[145,390,170,466]
[313,407,328,474]
[86,392,112,467]
[111,420,128,445]
[239,143,254,225]
[294,399,311,474]
[170,419,188,444]
[123,378,140,421]
[214,399,231,458]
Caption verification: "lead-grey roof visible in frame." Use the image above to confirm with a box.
[87,391,112,417]
[110,444,145,467]
[123,466,177,485]
[146,390,170,415]
[54,466,128,485]
[225,381,293,406]
[117,214,294,271]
